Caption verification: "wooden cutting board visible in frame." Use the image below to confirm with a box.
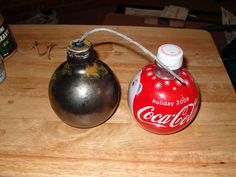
[0,25,235,177]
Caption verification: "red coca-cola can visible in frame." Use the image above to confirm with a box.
[128,44,200,134]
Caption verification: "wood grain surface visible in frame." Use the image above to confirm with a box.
[0,25,235,177]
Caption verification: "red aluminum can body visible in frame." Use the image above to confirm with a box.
[128,63,200,134]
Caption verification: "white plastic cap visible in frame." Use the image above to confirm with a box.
[157,44,183,70]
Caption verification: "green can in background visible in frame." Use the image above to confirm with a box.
[0,15,17,59]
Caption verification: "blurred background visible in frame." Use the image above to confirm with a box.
[1,0,236,50]
[0,0,235,24]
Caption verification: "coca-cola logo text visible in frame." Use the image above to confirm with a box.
[136,99,197,128]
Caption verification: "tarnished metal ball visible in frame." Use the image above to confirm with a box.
[48,40,120,128]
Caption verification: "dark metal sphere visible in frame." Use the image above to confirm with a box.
[48,56,120,128]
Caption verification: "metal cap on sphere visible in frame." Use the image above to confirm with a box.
[67,39,92,54]
[67,39,93,61]
[157,44,183,70]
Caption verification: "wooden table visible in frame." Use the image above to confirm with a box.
[0,25,235,177]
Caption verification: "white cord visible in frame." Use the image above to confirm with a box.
[79,28,186,84]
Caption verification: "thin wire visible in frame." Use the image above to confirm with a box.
[79,28,186,84]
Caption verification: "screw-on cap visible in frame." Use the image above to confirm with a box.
[157,44,183,70]
[67,39,92,54]
[67,39,93,61]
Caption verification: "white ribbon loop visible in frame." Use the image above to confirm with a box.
[79,28,186,84]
